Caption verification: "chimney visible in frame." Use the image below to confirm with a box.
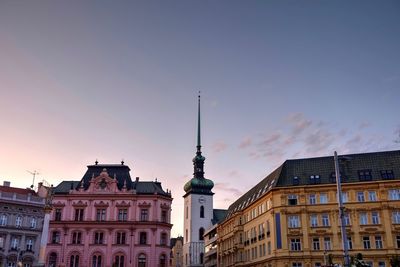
[3,181,10,187]
[135,177,139,182]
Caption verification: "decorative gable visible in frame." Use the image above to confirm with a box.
[87,168,119,193]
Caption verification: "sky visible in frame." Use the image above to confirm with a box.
[0,1,399,237]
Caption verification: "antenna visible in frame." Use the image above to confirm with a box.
[27,170,39,189]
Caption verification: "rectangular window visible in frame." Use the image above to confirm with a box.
[363,236,371,249]
[51,232,60,244]
[72,232,82,244]
[309,194,316,205]
[15,216,22,227]
[288,215,300,228]
[393,211,400,224]
[375,236,383,249]
[290,239,301,251]
[320,193,328,204]
[0,236,4,248]
[368,191,377,201]
[378,262,386,267]
[358,170,372,181]
[381,170,394,179]
[74,208,84,221]
[359,212,368,225]
[267,241,271,255]
[26,238,33,251]
[323,237,331,250]
[96,209,106,221]
[312,238,320,250]
[11,237,19,249]
[55,209,62,221]
[347,237,353,250]
[139,232,147,244]
[357,192,365,202]
[118,209,128,221]
[0,215,7,226]
[310,214,318,227]
[342,213,351,226]
[140,209,149,221]
[288,195,298,206]
[94,232,104,244]
[322,214,330,227]
[372,212,380,224]
[292,263,302,267]
[389,189,400,200]
[30,218,37,229]
[337,192,349,203]
[396,235,400,248]
[116,232,126,244]
[161,210,168,223]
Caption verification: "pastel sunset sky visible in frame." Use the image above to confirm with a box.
[0,1,399,237]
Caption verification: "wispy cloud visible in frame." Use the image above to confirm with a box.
[214,182,243,198]
[239,137,252,149]
[212,141,228,153]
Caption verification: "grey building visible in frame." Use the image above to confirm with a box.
[0,181,45,267]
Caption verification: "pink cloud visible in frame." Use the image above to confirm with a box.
[239,137,252,149]
[212,141,228,153]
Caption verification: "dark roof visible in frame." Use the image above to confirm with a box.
[0,186,37,195]
[170,236,183,248]
[212,209,228,225]
[225,150,400,218]
[53,163,170,196]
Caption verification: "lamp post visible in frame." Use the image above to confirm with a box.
[334,151,350,267]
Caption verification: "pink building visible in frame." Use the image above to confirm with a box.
[45,162,172,267]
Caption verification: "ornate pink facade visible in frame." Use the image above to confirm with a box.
[46,163,172,267]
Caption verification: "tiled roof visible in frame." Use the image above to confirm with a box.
[53,181,81,194]
[212,209,228,225]
[225,150,400,218]
[0,185,37,195]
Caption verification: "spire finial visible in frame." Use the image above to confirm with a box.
[197,91,201,151]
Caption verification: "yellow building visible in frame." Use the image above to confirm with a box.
[217,150,400,267]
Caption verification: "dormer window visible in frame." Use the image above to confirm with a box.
[380,170,394,180]
[288,195,298,206]
[292,176,299,185]
[310,175,321,184]
[358,170,372,181]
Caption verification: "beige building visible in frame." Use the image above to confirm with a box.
[170,236,184,267]
[217,150,400,267]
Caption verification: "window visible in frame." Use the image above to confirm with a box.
[114,255,124,267]
[200,206,204,218]
[118,209,127,221]
[160,254,167,267]
[372,211,380,224]
[288,215,300,228]
[55,209,62,221]
[363,236,371,249]
[389,189,400,200]
[341,213,351,226]
[0,236,4,248]
[368,191,377,201]
[312,238,320,250]
[358,170,372,181]
[138,254,146,267]
[397,235,400,248]
[293,176,299,185]
[378,262,386,267]
[315,263,322,267]
[199,227,204,240]
[10,237,19,249]
[359,212,368,225]
[0,215,7,226]
[290,238,301,251]
[74,208,84,221]
[347,237,353,250]
[139,232,147,245]
[357,192,365,202]
[160,233,167,246]
[375,236,383,249]
[94,232,104,244]
[309,194,316,205]
[15,216,22,227]
[321,214,330,226]
[393,211,400,224]
[381,170,394,179]
[140,209,148,221]
[92,255,102,267]
[26,238,33,251]
[288,195,298,206]
[292,263,302,267]
[49,252,57,267]
[70,254,79,267]
[323,237,331,250]
[161,210,167,223]
[52,231,60,244]
[267,241,271,255]
[96,209,106,221]
[116,232,126,244]
[30,218,37,228]
[310,214,318,227]
[320,193,328,204]
[72,232,82,244]
[186,206,188,219]
[310,175,320,184]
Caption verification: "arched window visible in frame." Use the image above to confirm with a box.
[114,254,125,267]
[70,254,79,267]
[49,252,57,267]
[200,206,204,218]
[138,254,146,267]
[200,252,204,264]
[92,254,102,267]
[159,254,166,267]
[199,227,204,241]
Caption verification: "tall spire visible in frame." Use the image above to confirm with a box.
[197,92,201,152]
[193,92,205,179]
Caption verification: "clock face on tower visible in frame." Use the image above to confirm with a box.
[199,196,205,204]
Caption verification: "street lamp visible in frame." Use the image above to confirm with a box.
[334,151,350,267]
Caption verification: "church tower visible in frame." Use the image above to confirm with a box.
[183,94,214,267]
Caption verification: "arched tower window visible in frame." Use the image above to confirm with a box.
[200,206,204,218]
[199,227,204,241]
